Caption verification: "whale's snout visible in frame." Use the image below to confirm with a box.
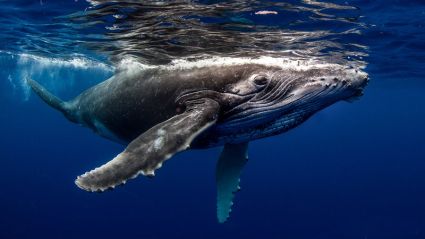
[348,68,369,98]
[350,69,369,90]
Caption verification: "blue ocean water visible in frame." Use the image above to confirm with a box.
[1,1,425,238]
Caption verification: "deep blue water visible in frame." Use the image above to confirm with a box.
[1,1,425,239]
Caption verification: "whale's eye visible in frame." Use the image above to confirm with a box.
[253,75,269,86]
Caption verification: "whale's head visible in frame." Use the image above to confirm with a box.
[266,66,369,109]
[216,64,369,142]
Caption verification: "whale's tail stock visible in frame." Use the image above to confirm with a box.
[28,79,77,123]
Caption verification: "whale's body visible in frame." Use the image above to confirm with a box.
[29,59,368,223]
[69,64,282,146]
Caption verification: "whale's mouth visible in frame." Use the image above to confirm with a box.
[344,85,367,102]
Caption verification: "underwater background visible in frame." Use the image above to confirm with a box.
[1,0,425,238]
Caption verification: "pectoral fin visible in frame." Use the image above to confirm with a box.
[216,142,249,223]
[75,98,220,192]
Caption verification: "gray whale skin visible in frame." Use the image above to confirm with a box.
[29,60,368,223]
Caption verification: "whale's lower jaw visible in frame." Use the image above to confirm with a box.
[192,108,314,148]
[192,91,346,148]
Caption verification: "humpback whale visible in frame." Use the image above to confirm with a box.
[29,59,368,223]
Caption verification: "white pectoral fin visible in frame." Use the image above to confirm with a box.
[216,142,249,223]
[75,98,220,192]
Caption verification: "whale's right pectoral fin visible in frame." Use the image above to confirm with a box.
[75,98,220,192]
[216,142,249,223]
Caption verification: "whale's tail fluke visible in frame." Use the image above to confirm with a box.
[28,79,77,122]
